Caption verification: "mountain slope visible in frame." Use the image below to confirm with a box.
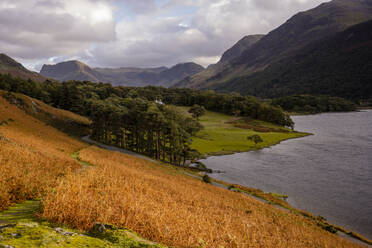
[0,53,47,82]
[176,0,372,89]
[174,35,264,88]
[40,61,204,87]
[40,60,103,82]
[219,35,265,64]
[213,19,372,100]
[157,62,204,87]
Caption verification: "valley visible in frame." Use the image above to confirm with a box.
[1,0,371,247]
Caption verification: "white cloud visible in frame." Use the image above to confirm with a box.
[84,0,326,68]
[0,0,328,70]
[0,0,115,67]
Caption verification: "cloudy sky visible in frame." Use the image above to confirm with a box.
[0,0,327,71]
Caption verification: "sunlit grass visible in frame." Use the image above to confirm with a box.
[176,106,309,155]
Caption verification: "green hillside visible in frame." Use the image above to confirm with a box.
[214,20,372,101]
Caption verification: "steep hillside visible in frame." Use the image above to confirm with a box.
[220,35,265,64]
[176,0,372,89]
[1,90,91,136]
[174,35,264,88]
[1,92,368,247]
[0,53,47,82]
[0,95,164,248]
[213,19,372,100]
[40,60,203,87]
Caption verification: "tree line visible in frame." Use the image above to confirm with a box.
[0,74,294,164]
[271,95,357,114]
[88,97,202,164]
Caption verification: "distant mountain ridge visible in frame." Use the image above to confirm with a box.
[176,0,372,89]
[174,34,264,88]
[0,53,47,82]
[40,61,204,87]
[40,60,101,83]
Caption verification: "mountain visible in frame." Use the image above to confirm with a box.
[212,19,372,100]
[0,53,47,82]
[40,60,101,82]
[174,35,264,88]
[40,61,204,87]
[175,0,372,89]
[219,35,265,64]
[156,62,204,87]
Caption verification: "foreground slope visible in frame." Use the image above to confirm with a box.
[0,94,367,247]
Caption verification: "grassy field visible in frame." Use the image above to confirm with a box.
[176,107,309,155]
[0,94,369,247]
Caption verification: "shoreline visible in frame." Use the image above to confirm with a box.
[196,111,372,245]
[288,108,371,116]
[205,175,372,246]
[199,131,311,158]
[80,136,372,246]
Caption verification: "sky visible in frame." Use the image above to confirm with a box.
[0,0,328,71]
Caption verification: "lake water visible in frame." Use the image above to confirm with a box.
[201,110,372,239]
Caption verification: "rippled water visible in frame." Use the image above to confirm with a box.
[201,110,372,238]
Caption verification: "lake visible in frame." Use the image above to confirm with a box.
[201,110,372,239]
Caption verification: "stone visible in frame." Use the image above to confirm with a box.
[95,223,106,233]
[10,233,21,238]
[54,227,77,236]
[91,222,115,234]
[0,224,15,232]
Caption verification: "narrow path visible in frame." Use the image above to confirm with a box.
[81,136,158,163]
[71,151,94,168]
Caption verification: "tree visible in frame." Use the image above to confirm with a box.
[188,104,206,120]
[247,134,263,146]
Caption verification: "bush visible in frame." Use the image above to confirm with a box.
[202,174,212,184]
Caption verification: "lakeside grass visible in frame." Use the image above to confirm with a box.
[176,106,309,155]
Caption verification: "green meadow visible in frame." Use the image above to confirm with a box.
[177,107,309,156]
